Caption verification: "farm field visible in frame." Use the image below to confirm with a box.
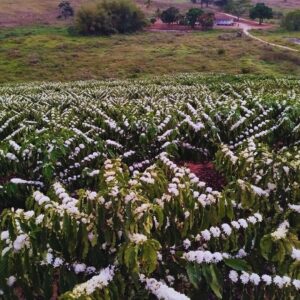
[0,26,300,83]
[0,74,300,299]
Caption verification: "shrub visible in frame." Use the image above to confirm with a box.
[150,17,157,24]
[75,0,146,35]
[281,10,300,31]
[217,48,225,55]
[241,66,251,74]
[58,0,74,19]
[199,12,215,30]
[160,7,180,24]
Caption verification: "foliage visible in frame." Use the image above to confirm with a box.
[250,3,273,25]
[0,75,300,298]
[214,0,229,7]
[58,0,74,19]
[150,17,157,24]
[281,10,300,31]
[186,8,204,28]
[160,7,180,24]
[75,0,146,35]
[225,0,251,20]
[199,12,215,30]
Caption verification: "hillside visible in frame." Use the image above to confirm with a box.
[0,74,300,299]
[1,0,299,27]
[0,0,201,27]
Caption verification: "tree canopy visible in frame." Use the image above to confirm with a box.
[186,8,204,28]
[75,0,146,35]
[281,10,300,31]
[226,0,251,20]
[250,3,273,25]
[199,12,215,29]
[160,7,180,24]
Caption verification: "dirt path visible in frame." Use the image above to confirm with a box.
[243,26,299,52]
[223,13,299,53]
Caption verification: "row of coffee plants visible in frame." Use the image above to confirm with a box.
[0,75,299,299]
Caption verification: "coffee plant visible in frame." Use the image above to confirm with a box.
[0,75,299,299]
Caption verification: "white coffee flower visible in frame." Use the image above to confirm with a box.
[261,274,272,285]
[229,270,239,283]
[7,276,16,287]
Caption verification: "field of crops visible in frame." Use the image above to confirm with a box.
[0,74,300,299]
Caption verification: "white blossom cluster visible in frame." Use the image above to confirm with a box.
[42,249,98,275]
[10,178,44,187]
[271,221,290,240]
[183,248,247,264]
[229,270,300,290]
[70,266,115,297]
[140,275,190,300]
[195,212,263,242]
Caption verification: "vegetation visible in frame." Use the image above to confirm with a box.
[251,29,300,51]
[250,3,273,25]
[281,10,300,31]
[75,0,146,35]
[0,75,300,299]
[226,0,251,21]
[1,2,300,300]
[199,12,215,29]
[160,7,180,24]
[58,0,74,20]
[186,8,204,28]
[1,26,300,83]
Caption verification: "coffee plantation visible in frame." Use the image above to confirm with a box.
[0,75,300,299]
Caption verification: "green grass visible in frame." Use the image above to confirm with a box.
[251,29,300,51]
[0,26,299,83]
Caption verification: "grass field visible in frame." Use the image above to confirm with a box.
[252,0,300,12]
[0,26,299,83]
[252,29,300,51]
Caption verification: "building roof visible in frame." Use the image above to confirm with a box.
[214,13,234,21]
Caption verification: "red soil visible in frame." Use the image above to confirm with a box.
[183,161,226,191]
[149,20,203,32]
[148,16,273,32]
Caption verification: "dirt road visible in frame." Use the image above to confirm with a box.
[223,13,299,52]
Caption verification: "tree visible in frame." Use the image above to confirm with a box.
[186,8,203,28]
[214,0,229,7]
[75,0,146,35]
[226,0,251,21]
[199,12,215,29]
[58,0,74,19]
[160,7,180,24]
[250,3,273,25]
[281,10,300,31]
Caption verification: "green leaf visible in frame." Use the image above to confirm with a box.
[260,235,273,260]
[186,263,201,288]
[141,242,157,275]
[224,258,252,272]
[124,244,139,273]
[202,265,223,299]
